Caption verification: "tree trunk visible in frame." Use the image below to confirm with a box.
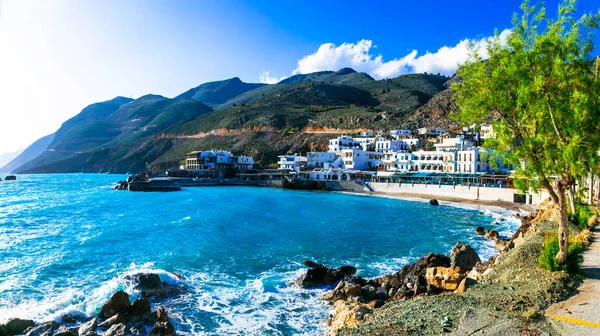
[556,184,570,264]
[568,184,577,214]
[589,171,594,204]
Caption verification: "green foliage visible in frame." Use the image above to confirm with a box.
[538,234,585,274]
[280,129,290,136]
[569,204,595,229]
[454,0,600,195]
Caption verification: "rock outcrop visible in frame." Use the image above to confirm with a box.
[98,291,131,319]
[450,243,481,273]
[124,273,182,298]
[292,260,357,288]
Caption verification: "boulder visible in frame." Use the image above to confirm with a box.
[429,199,439,206]
[60,314,77,324]
[360,285,378,301]
[129,298,151,322]
[149,322,175,336]
[321,281,361,302]
[3,318,35,335]
[329,300,373,333]
[24,321,58,336]
[99,291,131,319]
[125,273,180,298]
[104,323,126,336]
[292,261,356,288]
[475,227,485,235]
[53,325,78,336]
[450,243,481,273]
[485,229,500,241]
[425,266,464,291]
[98,313,125,329]
[454,277,477,294]
[78,319,97,336]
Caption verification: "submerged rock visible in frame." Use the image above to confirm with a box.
[450,243,481,273]
[475,226,485,235]
[98,291,131,319]
[125,273,181,298]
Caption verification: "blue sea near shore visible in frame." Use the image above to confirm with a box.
[0,174,519,335]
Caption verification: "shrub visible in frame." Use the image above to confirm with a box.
[569,205,595,230]
[538,234,585,274]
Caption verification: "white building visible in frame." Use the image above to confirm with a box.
[434,136,474,151]
[375,139,409,153]
[390,129,411,139]
[359,131,374,137]
[184,150,254,176]
[403,138,420,148]
[418,127,447,137]
[339,149,382,170]
[354,137,376,151]
[278,154,307,172]
[306,152,337,168]
[328,135,361,152]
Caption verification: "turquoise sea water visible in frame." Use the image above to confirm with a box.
[0,174,518,335]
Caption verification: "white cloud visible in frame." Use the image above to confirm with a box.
[259,29,511,83]
[259,71,286,84]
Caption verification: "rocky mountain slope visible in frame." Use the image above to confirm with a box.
[15,68,459,174]
[0,133,55,173]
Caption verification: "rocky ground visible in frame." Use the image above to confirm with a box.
[0,273,181,336]
[291,202,583,335]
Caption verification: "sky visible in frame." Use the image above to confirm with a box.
[0,0,599,154]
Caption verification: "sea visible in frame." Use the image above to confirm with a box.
[0,174,520,335]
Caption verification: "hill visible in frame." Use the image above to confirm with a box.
[19,69,460,174]
[0,133,55,173]
[16,96,212,174]
[0,149,24,173]
[175,77,266,107]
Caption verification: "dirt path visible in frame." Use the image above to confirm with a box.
[546,226,600,335]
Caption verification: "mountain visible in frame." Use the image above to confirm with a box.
[0,133,55,173]
[19,68,461,174]
[0,149,25,172]
[175,77,266,107]
[16,96,212,174]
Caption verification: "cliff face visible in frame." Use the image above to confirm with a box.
[17,70,463,174]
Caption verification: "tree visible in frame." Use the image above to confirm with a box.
[453,0,600,263]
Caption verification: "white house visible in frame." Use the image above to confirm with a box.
[390,129,411,139]
[306,152,337,168]
[354,137,376,151]
[434,136,474,151]
[418,127,447,137]
[403,138,420,148]
[375,139,409,153]
[278,154,307,172]
[328,135,361,152]
[339,149,382,170]
[359,131,374,137]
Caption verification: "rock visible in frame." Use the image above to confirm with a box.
[303,260,324,268]
[78,319,97,336]
[429,199,439,206]
[4,175,16,181]
[4,318,35,335]
[156,307,169,323]
[485,229,500,241]
[454,277,477,294]
[24,321,58,336]
[60,314,77,324]
[425,266,464,291]
[129,298,151,322]
[329,300,373,333]
[53,325,78,336]
[98,313,125,329]
[321,281,361,302]
[450,243,481,273]
[494,239,508,251]
[475,227,485,235]
[98,291,131,319]
[124,273,180,298]
[149,322,175,336]
[104,323,126,336]
[360,285,378,301]
[292,261,356,288]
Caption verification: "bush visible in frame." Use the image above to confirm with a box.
[538,234,585,274]
[569,205,595,230]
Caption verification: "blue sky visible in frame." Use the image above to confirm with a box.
[1,0,599,154]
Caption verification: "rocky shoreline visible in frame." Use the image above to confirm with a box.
[0,273,182,336]
[297,201,579,335]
